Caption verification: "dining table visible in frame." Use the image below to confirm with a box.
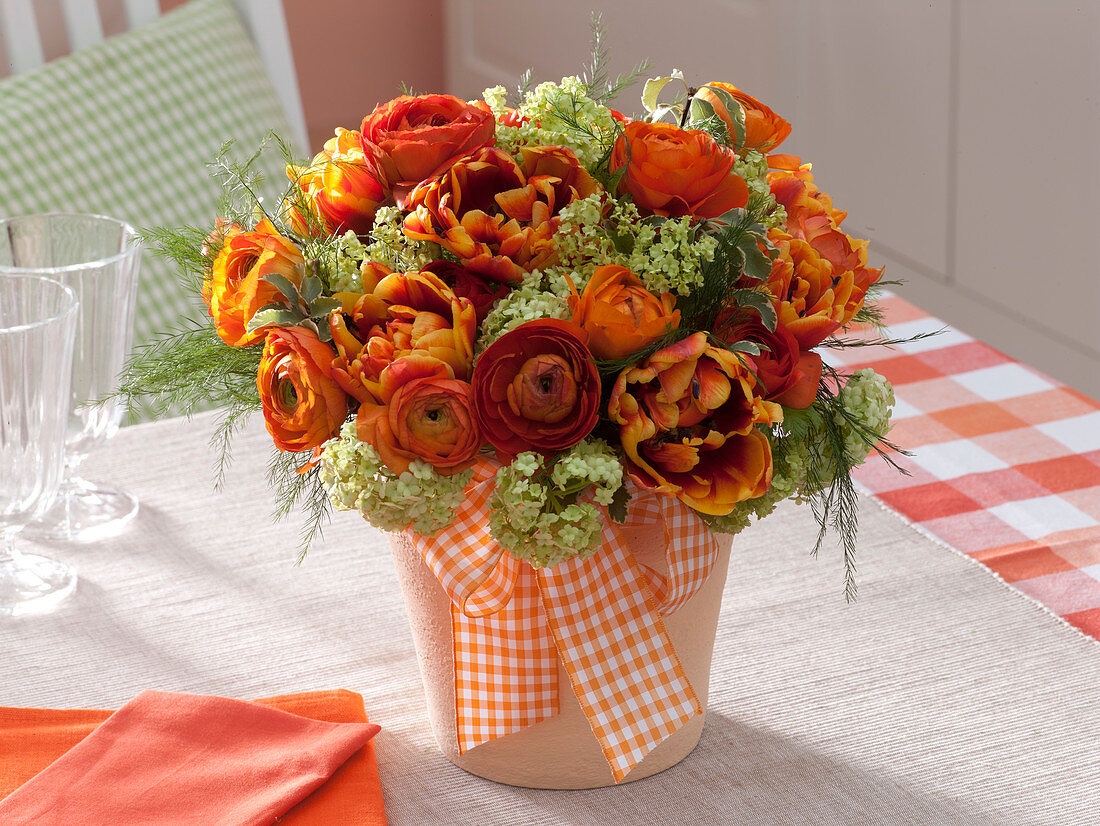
[2,292,1098,825]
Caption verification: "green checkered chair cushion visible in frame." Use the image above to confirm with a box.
[0,0,293,420]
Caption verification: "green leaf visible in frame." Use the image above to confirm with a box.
[252,302,289,317]
[308,296,343,317]
[262,272,301,306]
[647,103,681,124]
[300,275,323,305]
[607,482,632,524]
[605,228,635,255]
[732,287,778,331]
[297,317,328,342]
[690,96,716,122]
[722,339,762,356]
[697,84,745,151]
[781,404,822,441]
[689,97,733,146]
[711,207,762,234]
[246,308,300,333]
[741,240,774,282]
[606,165,629,196]
[642,72,682,114]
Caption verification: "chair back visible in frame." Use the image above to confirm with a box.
[0,0,308,150]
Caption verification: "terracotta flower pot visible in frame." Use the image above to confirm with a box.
[389,522,733,789]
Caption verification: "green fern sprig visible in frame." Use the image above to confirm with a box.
[678,208,772,329]
[138,225,214,295]
[266,447,333,564]
[581,13,653,106]
[118,322,262,414]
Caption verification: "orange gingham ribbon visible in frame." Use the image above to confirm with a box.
[408,459,721,782]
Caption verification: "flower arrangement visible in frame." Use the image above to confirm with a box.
[126,43,903,599]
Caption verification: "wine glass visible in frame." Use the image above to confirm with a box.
[0,214,141,541]
[0,275,79,615]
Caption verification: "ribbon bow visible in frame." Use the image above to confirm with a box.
[408,459,721,782]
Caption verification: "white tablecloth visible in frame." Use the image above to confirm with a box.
[4,412,1098,825]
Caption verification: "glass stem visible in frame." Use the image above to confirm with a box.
[0,530,19,567]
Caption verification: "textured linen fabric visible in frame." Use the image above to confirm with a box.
[2,411,1097,824]
[0,690,387,825]
[835,292,1100,639]
[0,690,379,824]
[0,0,293,418]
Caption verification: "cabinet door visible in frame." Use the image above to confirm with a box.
[954,1,1100,382]
[791,1,953,282]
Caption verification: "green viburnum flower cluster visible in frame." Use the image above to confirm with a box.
[484,77,617,169]
[627,215,718,297]
[550,193,624,292]
[328,230,369,293]
[548,192,719,299]
[320,422,474,536]
[835,368,895,466]
[365,206,440,274]
[476,270,569,354]
[489,440,624,568]
[735,149,787,230]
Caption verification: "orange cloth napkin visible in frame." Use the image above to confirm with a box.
[0,689,386,825]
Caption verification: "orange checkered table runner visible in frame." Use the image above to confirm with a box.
[830,293,1100,639]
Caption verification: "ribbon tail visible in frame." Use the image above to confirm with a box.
[655,495,721,616]
[452,564,559,753]
[535,524,701,782]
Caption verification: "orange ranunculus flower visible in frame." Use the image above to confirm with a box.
[608,332,781,515]
[286,128,387,236]
[403,145,599,284]
[200,218,240,308]
[471,318,601,459]
[567,265,680,361]
[697,82,792,153]
[330,267,476,404]
[356,355,481,476]
[257,327,348,453]
[208,219,304,347]
[721,316,821,410]
[609,121,749,219]
[360,94,496,206]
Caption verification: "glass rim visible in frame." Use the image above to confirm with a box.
[0,274,79,336]
[0,212,141,274]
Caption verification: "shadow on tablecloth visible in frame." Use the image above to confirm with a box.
[378,712,1004,826]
